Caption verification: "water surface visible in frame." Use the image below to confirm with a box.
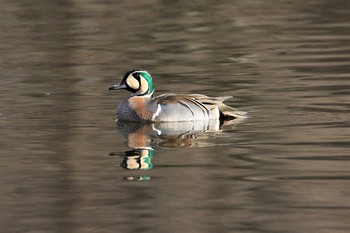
[1,1,349,233]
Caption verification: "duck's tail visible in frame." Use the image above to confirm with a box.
[209,95,246,120]
[218,104,247,119]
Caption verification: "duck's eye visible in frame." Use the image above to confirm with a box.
[132,73,141,81]
[126,74,140,90]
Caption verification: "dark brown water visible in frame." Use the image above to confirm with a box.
[1,1,350,233]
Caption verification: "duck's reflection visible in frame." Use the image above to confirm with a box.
[116,119,222,148]
[121,148,154,170]
[110,118,244,179]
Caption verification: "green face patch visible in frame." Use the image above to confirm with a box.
[140,71,154,94]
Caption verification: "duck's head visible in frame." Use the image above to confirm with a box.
[109,69,154,97]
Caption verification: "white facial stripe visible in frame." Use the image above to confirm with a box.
[126,75,140,90]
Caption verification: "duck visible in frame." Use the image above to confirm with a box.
[109,69,246,122]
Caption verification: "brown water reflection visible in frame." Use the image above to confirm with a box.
[110,119,243,176]
[1,1,350,233]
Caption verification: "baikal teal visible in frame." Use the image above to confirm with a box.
[109,69,247,122]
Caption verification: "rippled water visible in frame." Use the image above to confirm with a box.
[1,1,350,233]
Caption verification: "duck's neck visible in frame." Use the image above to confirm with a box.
[131,90,154,98]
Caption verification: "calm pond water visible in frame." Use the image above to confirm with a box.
[1,1,350,233]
